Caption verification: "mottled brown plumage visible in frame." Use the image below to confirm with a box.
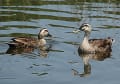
[8,37,37,47]
[89,37,113,52]
[7,28,52,48]
[78,23,114,53]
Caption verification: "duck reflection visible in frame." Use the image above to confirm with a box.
[72,52,111,77]
[6,45,52,57]
[6,46,34,55]
[38,44,52,57]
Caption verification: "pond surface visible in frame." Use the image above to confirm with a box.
[0,0,120,84]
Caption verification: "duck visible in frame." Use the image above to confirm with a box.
[78,23,114,54]
[7,28,52,48]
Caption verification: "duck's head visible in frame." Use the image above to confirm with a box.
[79,23,92,33]
[38,28,52,39]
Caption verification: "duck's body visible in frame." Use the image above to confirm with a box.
[78,23,114,54]
[8,37,38,48]
[7,28,51,48]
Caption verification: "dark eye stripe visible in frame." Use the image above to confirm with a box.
[84,25,88,26]
[44,30,48,32]
[82,23,89,27]
[83,24,89,27]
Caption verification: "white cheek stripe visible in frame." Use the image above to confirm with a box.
[41,29,48,34]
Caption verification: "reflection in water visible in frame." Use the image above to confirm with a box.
[6,46,34,55]
[38,44,52,57]
[6,45,52,57]
[72,52,111,77]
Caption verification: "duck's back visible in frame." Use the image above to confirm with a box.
[89,37,114,52]
[8,37,37,48]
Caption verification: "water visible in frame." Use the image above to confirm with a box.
[0,0,120,84]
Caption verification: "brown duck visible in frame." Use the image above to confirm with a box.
[7,28,52,48]
[78,23,114,54]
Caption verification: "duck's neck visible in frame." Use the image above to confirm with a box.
[38,35,43,39]
[38,35,46,46]
[80,32,91,51]
[83,32,90,44]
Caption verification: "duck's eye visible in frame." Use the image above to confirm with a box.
[83,24,89,27]
[44,30,48,32]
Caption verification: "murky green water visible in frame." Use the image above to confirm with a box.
[0,0,120,84]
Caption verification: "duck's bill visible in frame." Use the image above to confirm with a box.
[79,26,84,31]
[47,33,52,37]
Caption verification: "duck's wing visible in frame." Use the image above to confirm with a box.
[8,37,37,47]
[89,37,114,52]
[12,37,37,44]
